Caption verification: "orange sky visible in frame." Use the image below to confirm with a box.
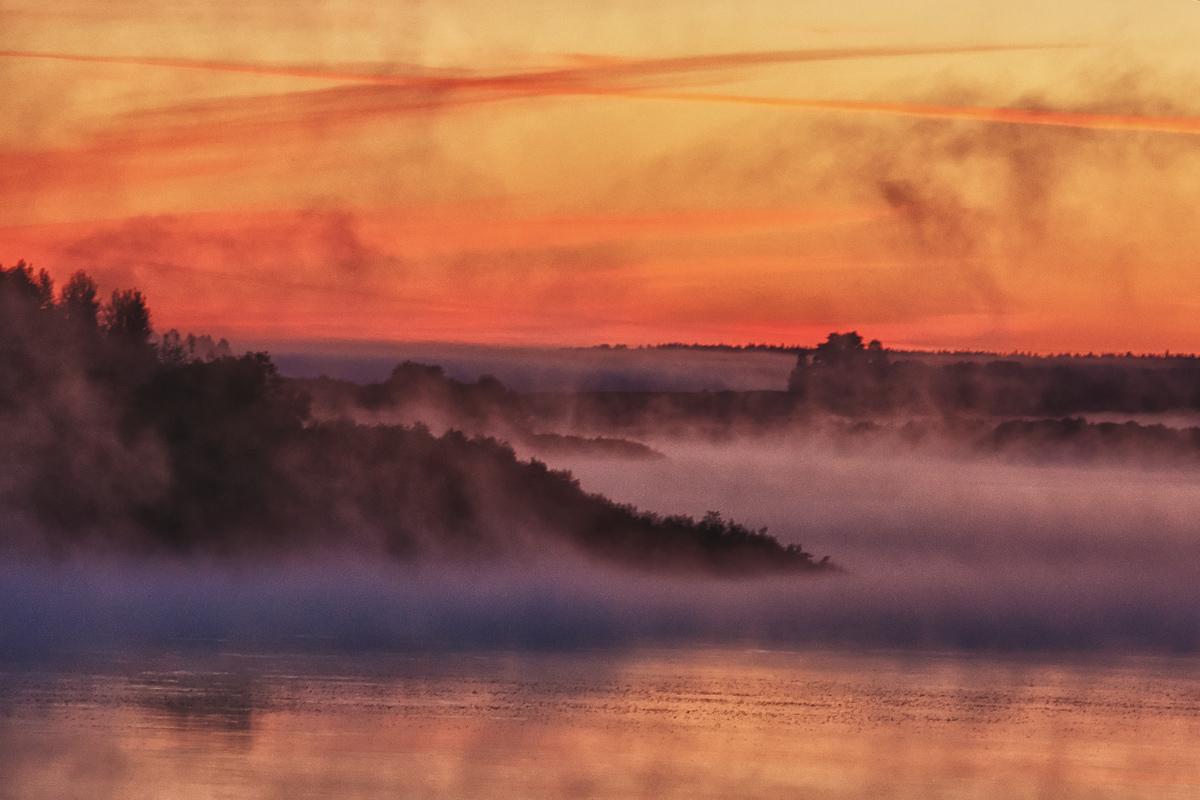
[3,0,1200,353]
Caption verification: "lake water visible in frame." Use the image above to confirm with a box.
[4,648,1199,799]
[6,441,1200,796]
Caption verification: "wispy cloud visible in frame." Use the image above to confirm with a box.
[0,203,902,344]
[0,43,1071,92]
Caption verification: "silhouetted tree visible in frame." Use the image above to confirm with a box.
[0,261,54,310]
[803,333,894,414]
[812,332,866,367]
[59,271,100,329]
[102,289,152,344]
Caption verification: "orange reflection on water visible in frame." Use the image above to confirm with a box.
[3,648,1199,799]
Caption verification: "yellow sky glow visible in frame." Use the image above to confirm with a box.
[2,0,1200,352]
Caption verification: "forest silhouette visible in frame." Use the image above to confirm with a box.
[0,262,825,574]
[9,258,1199,572]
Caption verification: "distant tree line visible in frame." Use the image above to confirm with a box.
[788,332,1200,417]
[632,343,806,353]
[0,261,826,573]
[304,331,1200,464]
[575,343,807,353]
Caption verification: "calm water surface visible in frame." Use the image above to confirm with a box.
[3,648,1198,799]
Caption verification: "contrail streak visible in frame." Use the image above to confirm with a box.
[0,44,1071,92]
[620,90,1200,136]
[9,45,1194,137]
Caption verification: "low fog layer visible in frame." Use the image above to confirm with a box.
[5,436,1200,659]
[557,439,1200,570]
[304,334,1200,467]
[3,551,1197,661]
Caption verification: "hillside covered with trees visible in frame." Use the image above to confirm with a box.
[0,262,827,574]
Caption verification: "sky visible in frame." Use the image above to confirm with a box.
[2,0,1200,353]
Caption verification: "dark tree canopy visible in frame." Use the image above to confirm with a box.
[60,271,100,328]
[0,261,828,575]
[102,288,152,344]
[812,332,866,367]
[0,261,54,310]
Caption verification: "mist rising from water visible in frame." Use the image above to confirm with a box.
[8,438,1200,660]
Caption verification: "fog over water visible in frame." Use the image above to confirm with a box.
[551,438,1200,651]
[5,436,1200,659]
[556,438,1200,568]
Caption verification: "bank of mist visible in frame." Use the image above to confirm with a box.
[6,262,1200,659]
[275,332,1200,656]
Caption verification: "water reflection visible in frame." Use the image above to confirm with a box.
[2,648,1198,798]
[138,669,257,735]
